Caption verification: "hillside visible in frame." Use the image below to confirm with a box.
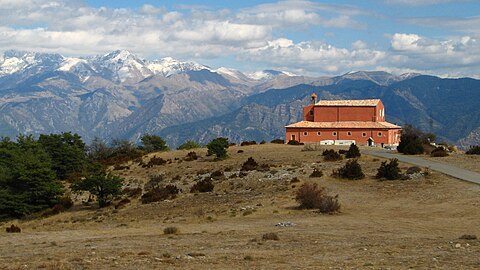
[160,76,480,147]
[1,144,479,269]
[1,50,480,147]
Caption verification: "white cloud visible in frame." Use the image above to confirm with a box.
[385,33,480,77]
[244,39,385,74]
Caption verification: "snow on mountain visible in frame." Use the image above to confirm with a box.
[0,50,63,76]
[214,67,252,81]
[90,50,153,83]
[148,57,209,77]
[248,69,295,80]
[57,58,87,72]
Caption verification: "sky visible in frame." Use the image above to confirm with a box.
[1,0,479,78]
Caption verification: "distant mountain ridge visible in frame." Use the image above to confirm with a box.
[0,49,479,148]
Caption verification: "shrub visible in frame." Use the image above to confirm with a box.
[397,124,425,155]
[318,195,341,214]
[345,143,361,158]
[240,141,257,146]
[332,159,365,180]
[287,140,303,145]
[140,134,169,152]
[260,140,266,144]
[323,149,343,161]
[177,140,201,150]
[241,157,258,171]
[237,150,244,153]
[184,151,198,161]
[271,139,285,144]
[430,147,449,157]
[6,224,21,233]
[296,183,326,209]
[309,169,323,178]
[295,183,340,213]
[376,158,402,180]
[147,156,167,166]
[338,149,348,155]
[207,137,229,159]
[141,185,179,204]
[262,232,279,241]
[164,226,179,235]
[465,145,480,155]
[190,179,214,193]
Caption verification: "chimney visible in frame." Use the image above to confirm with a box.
[310,93,317,104]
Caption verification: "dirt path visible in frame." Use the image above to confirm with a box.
[366,150,480,185]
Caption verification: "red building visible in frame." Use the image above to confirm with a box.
[285,94,401,146]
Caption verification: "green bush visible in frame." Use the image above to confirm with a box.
[287,140,303,145]
[376,158,402,180]
[345,143,361,158]
[466,145,480,155]
[177,140,201,150]
[71,164,124,207]
[270,139,285,144]
[141,134,169,152]
[397,125,425,155]
[207,137,229,159]
[332,159,365,180]
[323,149,343,161]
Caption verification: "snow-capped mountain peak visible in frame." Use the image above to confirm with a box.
[0,50,64,76]
[248,69,295,80]
[147,57,209,77]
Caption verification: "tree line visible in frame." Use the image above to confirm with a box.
[0,133,174,220]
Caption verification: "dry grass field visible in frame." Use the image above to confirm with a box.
[1,144,479,269]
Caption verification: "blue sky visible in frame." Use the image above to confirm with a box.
[1,0,479,77]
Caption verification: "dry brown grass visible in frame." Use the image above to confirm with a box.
[1,144,479,269]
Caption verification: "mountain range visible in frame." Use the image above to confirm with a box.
[1,50,479,148]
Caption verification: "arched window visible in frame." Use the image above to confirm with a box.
[317,132,321,136]
[378,132,382,137]
[362,132,367,137]
[347,131,352,136]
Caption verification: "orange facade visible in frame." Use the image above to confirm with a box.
[286,97,401,145]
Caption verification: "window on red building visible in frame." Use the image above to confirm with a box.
[303,132,308,136]
[317,132,321,136]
